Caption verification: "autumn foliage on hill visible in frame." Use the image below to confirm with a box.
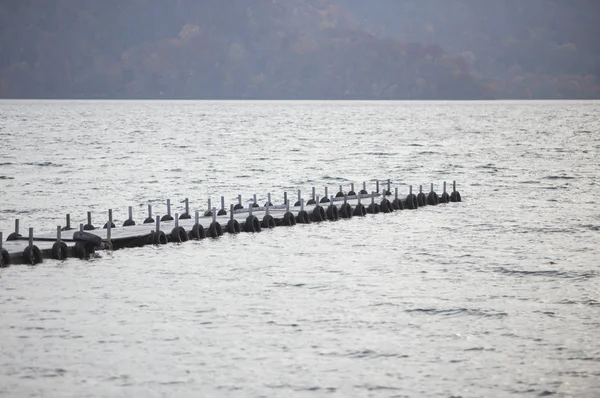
[0,0,597,99]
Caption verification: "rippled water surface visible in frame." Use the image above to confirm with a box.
[1,100,599,397]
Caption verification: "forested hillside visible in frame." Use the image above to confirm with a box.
[0,0,598,99]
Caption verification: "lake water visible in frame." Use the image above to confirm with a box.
[0,100,599,397]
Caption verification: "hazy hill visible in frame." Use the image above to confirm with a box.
[0,0,597,99]
[340,0,600,98]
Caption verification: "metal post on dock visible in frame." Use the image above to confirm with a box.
[350,183,355,194]
[221,196,225,211]
[371,191,375,205]
[167,199,171,217]
[420,185,423,194]
[15,219,19,235]
[0,232,3,250]
[156,216,160,233]
[431,183,434,192]
[107,219,111,245]
[266,198,270,215]
[28,227,33,248]
[175,213,179,228]
[238,195,242,208]
[324,187,328,201]
[444,181,447,194]
[207,198,212,214]
[212,208,217,224]
[86,211,93,230]
[339,184,343,194]
[357,193,361,205]
[395,187,399,200]
[267,193,272,206]
[284,192,288,205]
[316,195,320,204]
[297,190,301,205]
[128,206,133,221]
[148,204,153,221]
[410,185,413,195]
[376,180,380,193]
[363,181,367,193]
[453,180,457,192]
[286,199,290,212]
[56,226,61,243]
[344,194,348,205]
[195,211,199,225]
[387,179,391,194]
[330,195,334,204]
[108,209,113,227]
[230,205,234,221]
[301,198,305,212]
[65,214,71,230]
[80,223,84,232]
[253,194,257,207]
[249,202,253,216]
[185,198,190,215]
[312,187,316,199]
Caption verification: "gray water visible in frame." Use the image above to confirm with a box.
[0,100,599,397]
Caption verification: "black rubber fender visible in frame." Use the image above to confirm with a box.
[217,209,227,216]
[153,230,168,245]
[427,191,439,206]
[23,245,43,265]
[6,232,21,241]
[264,201,273,207]
[440,192,450,203]
[359,189,368,195]
[190,224,206,240]
[171,226,189,243]
[348,190,356,196]
[326,205,339,221]
[227,219,241,234]
[0,248,10,268]
[406,194,418,209]
[319,197,330,203]
[75,241,96,259]
[451,191,462,202]
[73,231,103,247]
[143,217,155,224]
[262,215,276,229]
[340,203,353,219]
[335,192,345,198]
[179,213,191,219]
[233,204,244,210]
[392,198,404,210]
[294,200,302,207]
[353,203,366,216]
[208,222,223,238]
[103,221,116,229]
[245,216,261,233]
[123,219,136,227]
[251,203,259,208]
[282,212,296,226]
[83,223,95,231]
[367,203,380,214]
[51,241,69,260]
[380,199,393,213]
[311,206,326,222]
[306,198,316,205]
[295,211,310,224]
[160,214,174,222]
[417,192,427,207]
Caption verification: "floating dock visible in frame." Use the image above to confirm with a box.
[0,180,462,267]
